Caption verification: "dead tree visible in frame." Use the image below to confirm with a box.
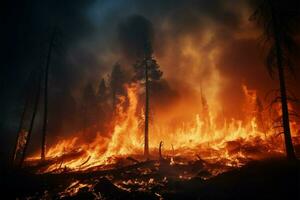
[41,27,59,161]
[19,68,42,167]
[110,63,124,113]
[251,0,299,159]
[11,70,36,166]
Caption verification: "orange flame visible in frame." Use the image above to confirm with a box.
[26,83,299,173]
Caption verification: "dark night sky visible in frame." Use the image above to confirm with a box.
[1,0,300,164]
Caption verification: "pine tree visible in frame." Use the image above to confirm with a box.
[133,40,162,158]
[98,78,107,101]
[82,83,97,132]
[110,63,124,111]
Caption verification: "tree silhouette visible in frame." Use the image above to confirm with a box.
[133,40,162,158]
[11,69,36,166]
[95,78,110,132]
[82,83,97,132]
[98,78,107,101]
[12,67,42,167]
[19,68,43,167]
[118,15,163,158]
[110,63,125,112]
[41,26,60,161]
[251,0,299,159]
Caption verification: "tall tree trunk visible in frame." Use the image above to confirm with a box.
[19,69,42,167]
[270,1,296,159]
[41,29,56,161]
[11,71,36,165]
[11,91,30,165]
[276,45,296,159]
[275,36,296,159]
[144,60,149,158]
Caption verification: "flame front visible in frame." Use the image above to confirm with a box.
[26,83,299,173]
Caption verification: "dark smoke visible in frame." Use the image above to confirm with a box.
[118,15,154,61]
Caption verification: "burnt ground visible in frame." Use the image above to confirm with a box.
[1,158,300,200]
[164,159,300,200]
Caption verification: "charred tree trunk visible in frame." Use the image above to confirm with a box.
[271,4,296,159]
[276,45,296,159]
[144,60,149,158]
[159,141,163,160]
[11,71,36,165]
[11,91,30,165]
[41,29,56,161]
[19,69,42,167]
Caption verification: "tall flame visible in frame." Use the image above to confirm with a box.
[26,83,299,173]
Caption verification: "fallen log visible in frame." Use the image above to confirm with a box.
[126,156,139,164]
[39,160,157,180]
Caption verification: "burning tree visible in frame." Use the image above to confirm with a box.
[12,25,61,165]
[251,0,299,159]
[98,78,107,102]
[118,15,163,158]
[97,78,113,132]
[133,44,162,158]
[15,67,43,167]
[41,26,61,161]
[123,16,162,157]
[110,63,125,112]
[82,83,98,134]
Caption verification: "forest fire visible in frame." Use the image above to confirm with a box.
[3,0,300,199]
[24,83,299,175]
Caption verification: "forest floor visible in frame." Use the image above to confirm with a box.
[1,158,300,199]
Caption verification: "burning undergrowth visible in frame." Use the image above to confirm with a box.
[4,0,300,199]
[15,14,299,174]
[9,12,300,199]
[24,83,299,176]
